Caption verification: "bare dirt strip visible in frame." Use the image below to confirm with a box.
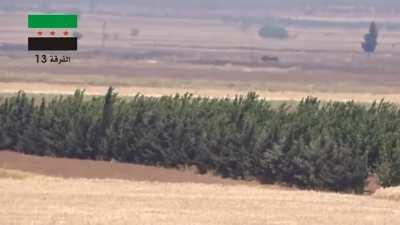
[0,150,241,185]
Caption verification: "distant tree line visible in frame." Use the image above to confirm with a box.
[1,89,400,193]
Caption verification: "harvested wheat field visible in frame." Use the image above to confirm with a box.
[374,187,400,202]
[0,173,399,225]
[0,152,400,225]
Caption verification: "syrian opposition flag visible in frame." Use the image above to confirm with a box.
[28,13,78,51]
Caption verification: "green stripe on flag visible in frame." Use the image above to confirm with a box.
[28,14,78,28]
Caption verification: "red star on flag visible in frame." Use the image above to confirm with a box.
[50,31,56,36]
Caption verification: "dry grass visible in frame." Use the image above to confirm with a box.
[0,168,35,180]
[374,186,400,202]
[0,176,399,225]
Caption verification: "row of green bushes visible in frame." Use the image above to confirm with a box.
[1,89,400,192]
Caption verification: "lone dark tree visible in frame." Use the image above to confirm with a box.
[362,22,378,55]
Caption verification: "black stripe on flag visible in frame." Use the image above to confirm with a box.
[28,37,77,51]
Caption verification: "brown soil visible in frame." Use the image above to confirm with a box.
[0,150,241,185]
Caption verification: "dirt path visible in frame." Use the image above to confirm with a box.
[0,150,241,185]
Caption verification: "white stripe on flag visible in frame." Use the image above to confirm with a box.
[28,29,76,37]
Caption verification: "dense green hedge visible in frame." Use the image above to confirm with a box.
[1,89,400,192]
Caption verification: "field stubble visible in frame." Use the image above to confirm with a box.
[0,175,399,225]
[374,187,400,202]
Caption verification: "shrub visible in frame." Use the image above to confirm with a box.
[259,24,289,40]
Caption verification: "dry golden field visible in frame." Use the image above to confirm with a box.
[374,187,400,202]
[0,168,34,180]
[0,174,400,225]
